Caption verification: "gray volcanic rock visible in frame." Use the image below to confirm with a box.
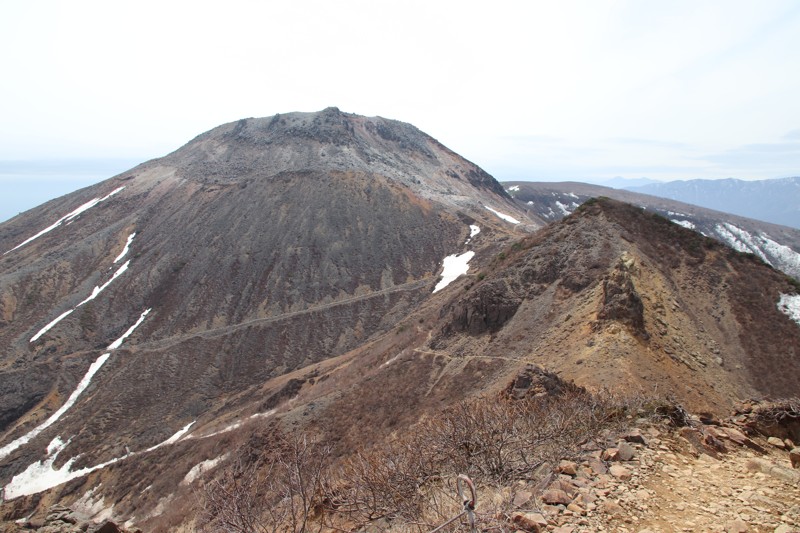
[0,109,530,519]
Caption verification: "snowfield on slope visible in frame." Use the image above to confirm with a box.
[484,206,521,225]
[433,251,475,293]
[1,308,152,494]
[778,294,800,326]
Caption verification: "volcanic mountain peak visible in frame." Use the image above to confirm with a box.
[157,107,511,211]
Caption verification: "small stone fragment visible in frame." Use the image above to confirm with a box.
[609,464,632,481]
[558,460,578,476]
[513,490,533,507]
[790,447,800,469]
[768,436,787,449]
[617,441,636,461]
[511,512,548,532]
[542,488,572,505]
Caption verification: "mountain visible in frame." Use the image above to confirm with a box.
[0,111,799,530]
[625,177,800,229]
[504,180,800,281]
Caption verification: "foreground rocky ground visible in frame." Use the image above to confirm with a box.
[501,414,799,533]
[6,405,799,532]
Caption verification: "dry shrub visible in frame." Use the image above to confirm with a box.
[200,430,332,533]
[200,388,654,532]
[327,388,632,531]
[748,398,800,441]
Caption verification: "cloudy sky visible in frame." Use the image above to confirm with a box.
[1,1,799,219]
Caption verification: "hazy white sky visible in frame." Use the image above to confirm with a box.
[1,0,799,186]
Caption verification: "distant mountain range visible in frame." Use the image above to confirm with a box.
[623,177,800,229]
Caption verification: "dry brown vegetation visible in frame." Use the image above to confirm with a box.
[198,388,665,532]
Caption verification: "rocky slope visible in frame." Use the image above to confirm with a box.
[505,181,800,281]
[0,112,799,530]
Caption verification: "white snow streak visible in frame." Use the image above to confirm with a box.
[714,224,800,279]
[0,354,110,461]
[715,223,771,263]
[758,235,800,279]
[78,261,130,307]
[507,185,520,193]
[778,294,800,326]
[107,308,151,349]
[31,260,132,343]
[146,421,195,452]
[113,233,136,264]
[182,454,229,485]
[671,219,696,230]
[1,308,152,497]
[485,206,521,225]
[4,187,125,255]
[29,310,75,343]
[433,251,475,293]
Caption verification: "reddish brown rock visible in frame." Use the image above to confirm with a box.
[542,488,573,505]
[557,459,578,476]
[512,512,548,532]
[609,464,632,480]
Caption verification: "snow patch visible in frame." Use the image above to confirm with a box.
[671,219,696,230]
[113,233,136,264]
[566,192,578,199]
[0,354,110,461]
[182,454,229,485]
[30,310,75,342]
[715,223,770,264]
[107,308,151,349]
[31,259,131,343]
[146,421,195,452]
[555,201,571,216]
[465,225,480,244]
[4,187,125,255]
[778,294,800,326]
[3,309,151,465]
[4,436,125,499]
[485,206,520,224]
[714,224,800,277]
[381,353,402,368]
[507,185,520,193]
[78,261,130,307]
[72,485,115,521]
[433,251,475,293]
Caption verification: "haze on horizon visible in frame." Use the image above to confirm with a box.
[1,1,799,222]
